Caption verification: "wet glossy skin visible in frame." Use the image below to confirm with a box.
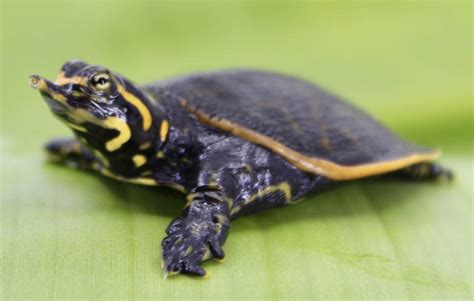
[31,60,451,278]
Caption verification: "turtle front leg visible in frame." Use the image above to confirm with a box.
[45,138,97,171]
[396,162,453,181]
[161,186,231,277]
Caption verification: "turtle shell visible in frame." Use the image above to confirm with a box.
[152,70,439,180]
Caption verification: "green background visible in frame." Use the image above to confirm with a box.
[1,1,472,299]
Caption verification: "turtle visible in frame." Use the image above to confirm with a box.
[29,60,452,278]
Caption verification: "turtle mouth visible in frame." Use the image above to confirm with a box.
[43,96,68,114]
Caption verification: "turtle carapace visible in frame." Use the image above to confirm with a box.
[30,61,452,277]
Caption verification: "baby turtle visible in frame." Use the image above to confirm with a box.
[30,61,451,277]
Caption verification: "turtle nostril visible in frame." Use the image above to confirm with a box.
[29,75,42,89]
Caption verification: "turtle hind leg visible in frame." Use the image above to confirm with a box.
[45,138,97,171]
[394,162,453,181]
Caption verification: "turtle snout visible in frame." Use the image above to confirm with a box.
[30,75,69,114]
[29,75,48,91]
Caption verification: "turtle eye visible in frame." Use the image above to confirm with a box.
[91,73,111,92]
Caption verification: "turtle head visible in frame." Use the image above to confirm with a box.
[30,60,168,156]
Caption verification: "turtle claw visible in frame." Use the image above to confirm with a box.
[209,239,225,259]
[163,258,206,278]
[161,213,229,278]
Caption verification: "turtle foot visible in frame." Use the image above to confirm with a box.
[161,211,229,278]
[45,138,96,170]
[399,162,454,181]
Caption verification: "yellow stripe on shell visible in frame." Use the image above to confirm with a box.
[117,84,152,131]
[181,100,441,181]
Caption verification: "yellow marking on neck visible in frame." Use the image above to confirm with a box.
[103,117,132,152]
[231,182,292,215]
[126,177,156,186]
[132,154,147,167]
[93,150,110,167]
[156,151,165,158]
[99,168,157,186]
[139,142,151,150]
[163,183,186,193]
[98,167,186,192]
[66,108,131,152]
[65,122,87,132]
[117,84,152,131]
[160,119,169,142]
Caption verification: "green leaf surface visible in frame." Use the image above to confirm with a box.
[1,1,472,300]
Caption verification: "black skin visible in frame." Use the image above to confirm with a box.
[35,61,452,278]
[45,126,332,276]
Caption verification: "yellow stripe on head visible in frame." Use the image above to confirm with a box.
[65,107,132,152]
[55,72,87,86]
[51,93,67,103]
[117,84,152,131]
